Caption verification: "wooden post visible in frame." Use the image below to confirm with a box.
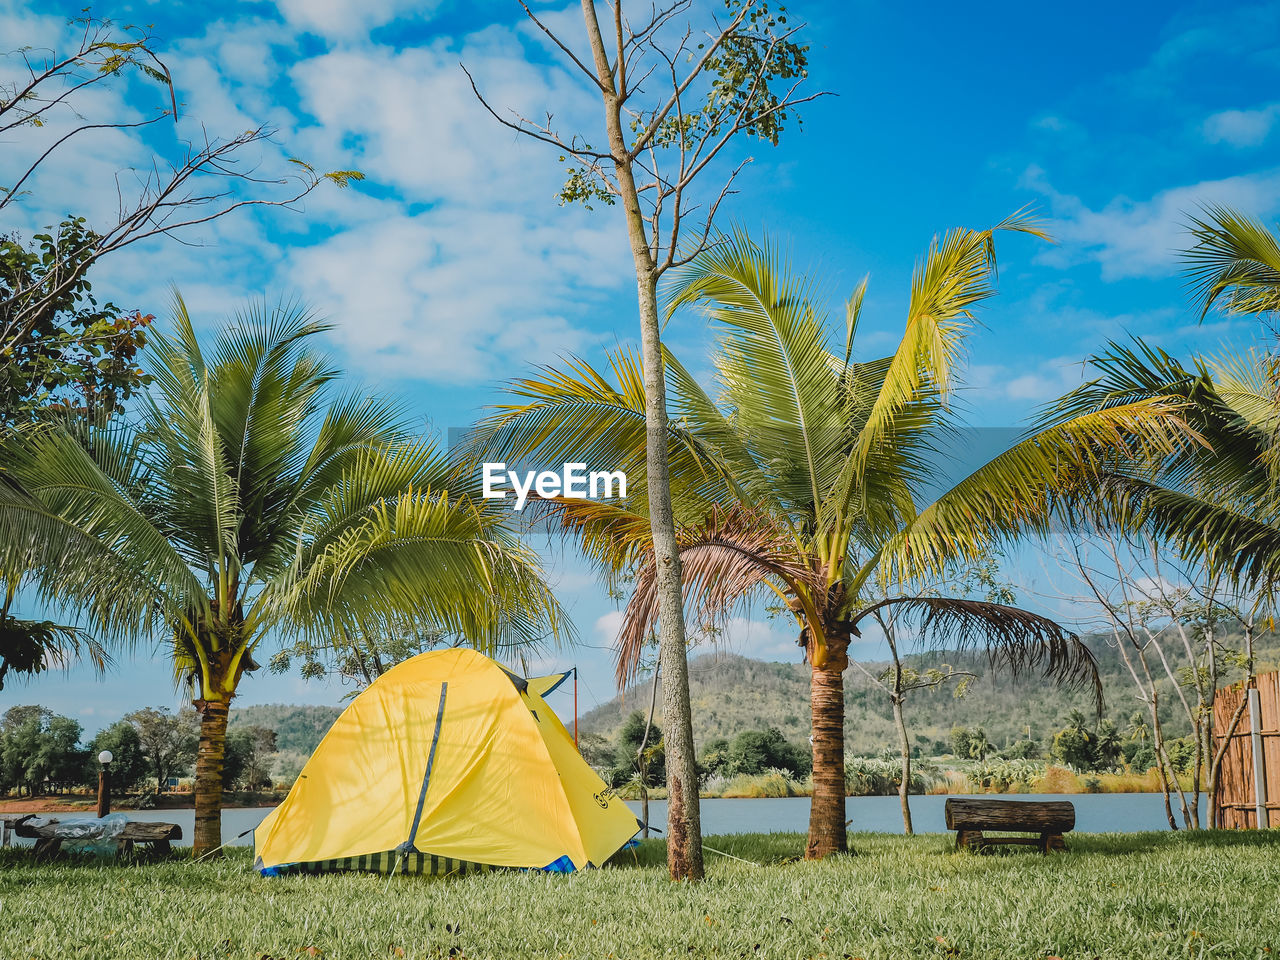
[96,768,110,819]
[1249,687,1267,829]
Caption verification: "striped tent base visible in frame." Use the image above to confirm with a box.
[270,850,497,877]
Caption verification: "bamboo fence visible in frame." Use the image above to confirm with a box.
[1212,670,1280,828]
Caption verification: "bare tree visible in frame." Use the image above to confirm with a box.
[1,14,360,356]
[466,0,826,879]
[854,555,1084,835]
[1063,531,1265,829]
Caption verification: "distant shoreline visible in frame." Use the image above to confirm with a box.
[2,781,1188,815]
[0,794,283,815]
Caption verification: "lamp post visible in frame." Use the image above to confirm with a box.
[97,750,113,818]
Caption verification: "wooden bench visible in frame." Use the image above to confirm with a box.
[945,798,1074,853]
[1,815,182,857]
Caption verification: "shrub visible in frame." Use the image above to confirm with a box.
[716,769,806,798]
[844,757,935,796]
[967,758,1044,792]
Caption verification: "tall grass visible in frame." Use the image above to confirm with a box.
[606,762,1193,801]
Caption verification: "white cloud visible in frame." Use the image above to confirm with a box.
[711,617,800,662]
[273,0,444,40]
[1003,358,1088,403]
[288,32,593,201]
[1023,164,1280,280]
[1203,104,1280,148]
[592,611,800,663]
[284,204,621,382]
[4,5,632,385]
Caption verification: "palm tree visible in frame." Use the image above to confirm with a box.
[477,223,1188,857]
[1048,340,1278,825]
[0,296,564,856]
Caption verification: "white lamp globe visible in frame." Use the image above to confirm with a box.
[98,750,113,765]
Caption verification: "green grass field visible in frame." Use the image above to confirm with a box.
[2,832,1278,959]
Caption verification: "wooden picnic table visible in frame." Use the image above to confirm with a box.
[944,798,1075,854]
[1,814,182,856]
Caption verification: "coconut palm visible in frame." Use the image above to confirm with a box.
[476,223,1190,857]
[0,296,564,856]
[1046,339,1280,825]
[0,479,112,689]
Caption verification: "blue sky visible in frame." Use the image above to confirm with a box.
[3,0,1279,730]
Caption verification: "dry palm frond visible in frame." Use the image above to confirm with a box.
[614,507,823,684]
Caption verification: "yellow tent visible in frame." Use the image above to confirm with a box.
[253,648,640,876]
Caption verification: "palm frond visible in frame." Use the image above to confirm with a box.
[1183,205,1280,321]
[665,229,848,518]
[848,216,1045,493]
[850,595,1103,714]
[613,507,823,683]
[0,614,111,690]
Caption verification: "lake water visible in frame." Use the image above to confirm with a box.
[14,793,1201,847]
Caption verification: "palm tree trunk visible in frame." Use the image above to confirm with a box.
[193,698,229,858]
[892,694,913,835]
[807,632,850,859]
[577,0,702,882]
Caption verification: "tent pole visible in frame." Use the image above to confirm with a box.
[574,667,579,749]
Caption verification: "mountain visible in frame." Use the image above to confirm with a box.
[577,632,1280,756]
[228,703,344,752]
[224,629,1280,765]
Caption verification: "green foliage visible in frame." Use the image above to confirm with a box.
[223,725,278,791]
[1,295,565,699]
[0,610,107,691]
[606,710,664,788]
[949,724,992,760]
[700,726,809,778]
[714,768,806,797]
[123,706,197,790]
[0,705,84,794]
[966,757,1044,792]
[1049,712,1124,772]
[1000,739,1040,760]
[1166,736,1197,774]
[582,625,1280,758]
[556,164,614,209]
[698,1,808,147]
[0,218,152,424]
[843,756,934,796]
[227,704,342,755]
[1049,726,1093,769]
[85,721,149,792]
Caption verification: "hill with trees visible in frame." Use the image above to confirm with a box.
[577,632,1280,758]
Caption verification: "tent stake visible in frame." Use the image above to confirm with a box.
[385,850,406,891]
[702,843,760,866]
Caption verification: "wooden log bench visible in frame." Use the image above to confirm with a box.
[1,815,182,857]
[944,798,1074,854]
